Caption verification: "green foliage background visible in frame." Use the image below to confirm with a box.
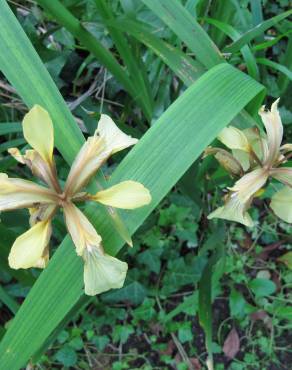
[0,0,291,369]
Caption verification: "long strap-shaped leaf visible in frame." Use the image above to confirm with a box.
[141,0,223,69]
[0,1,264,368]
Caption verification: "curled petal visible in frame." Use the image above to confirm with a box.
[280,143,292,154]
[205,147,243,176]
[92,181,151,209]
[8,148,60,191]
[83,246,128,296]
[8,147,25,164]
[64,115,138,196]
[97,114,138,154]
[259,98,283,166]
[0,174,58,211]
[8,220,52,269]
[23,105,54,165]
[270,186,292,223]
[270,167,292,187]
[208,194,253,227]
[217,127,250,152]
[63,202,102,256]
[64,135,107,196]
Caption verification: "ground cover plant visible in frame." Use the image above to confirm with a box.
[0,0,291,369]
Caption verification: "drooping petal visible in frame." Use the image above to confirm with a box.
[208,168,269,227]
[83,246,128,296]
[23,105,54,165]
[270,167,292,187]
[208,194,254,227]
[217,127,250,152]
[64,135,107,196]
[8,220,52,269]
[92,181,151,209]
[205,147,243,176]
[63,202,128,296]
[0,173,58,211]
[270,186,292,223]
[97,114,138,154]
[229,168,269,203]
[63,202,102,256]
[259,98,283,166]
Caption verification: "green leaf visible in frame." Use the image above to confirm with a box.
[0,122,22,135]
[55,346,77,367]
[224,9,292,53]
[102,282,147,305]
[0,285,20,315]
[204,17,259,80]
[256,57,292,81]
[141,0,223,68]
[199,244,224,369]
[249,278,276,298]
[110,18,205,85]
[278,251,292,270]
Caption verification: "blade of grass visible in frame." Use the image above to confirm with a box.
[0,285,20,315]
[0,122,22,135]
[208,0,235,48]
[35,0,151,120]
[278,34,292,95]
[224,9,292,53]
[256,57,292,81]
[141,0,223,68]
[199,243,224,370]
[110,18,205,85]
[204,17,259,80]
[94,0,154,117]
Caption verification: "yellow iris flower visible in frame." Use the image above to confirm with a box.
[207,99,292,226]
[6,105,151,295]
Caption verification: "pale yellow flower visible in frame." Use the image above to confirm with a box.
[5,105,151,295]
[207,99,292,226]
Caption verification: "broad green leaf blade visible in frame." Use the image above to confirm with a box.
[224,9,292,53]
[0,63,264,369]
[141,0,223,69]
[110,18,205,85]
